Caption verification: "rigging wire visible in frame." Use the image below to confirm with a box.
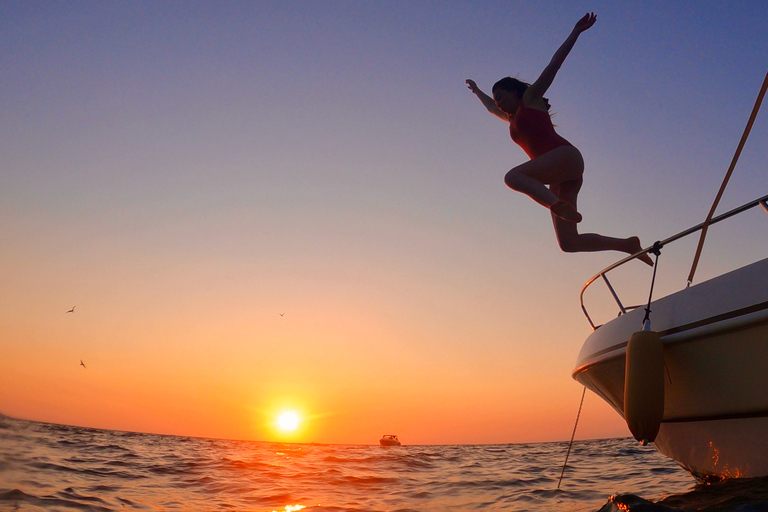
[687,69,768,286]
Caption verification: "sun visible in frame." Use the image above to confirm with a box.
[277,411,300,432]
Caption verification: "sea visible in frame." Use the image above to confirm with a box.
[3,416,768,512]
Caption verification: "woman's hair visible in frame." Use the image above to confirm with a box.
[492,77,551,111]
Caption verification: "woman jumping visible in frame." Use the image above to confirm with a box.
[467,13,652,265]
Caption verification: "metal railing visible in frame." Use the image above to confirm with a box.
[580,193,768,330]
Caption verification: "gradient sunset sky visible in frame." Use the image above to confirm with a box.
[3,1,767,445]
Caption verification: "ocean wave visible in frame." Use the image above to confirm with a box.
[3,418,768,511]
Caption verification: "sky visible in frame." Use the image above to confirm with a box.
[2,0,767,446]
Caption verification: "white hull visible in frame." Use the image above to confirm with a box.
[573,257,768,480]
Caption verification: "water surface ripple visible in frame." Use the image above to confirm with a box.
[2,417,767,511]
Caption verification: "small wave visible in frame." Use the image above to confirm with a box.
[218,456,283,473]
[0,488,116,512]
[434,477,528,490]
[28,460,147,481]
[597,494,683,512]
[322,454,384,464]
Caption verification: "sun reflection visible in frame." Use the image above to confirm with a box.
[277,411,300,431]
[709,441,720,467]
[273,506,306,512]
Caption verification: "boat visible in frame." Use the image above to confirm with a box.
[379,434,401,446]
[572,194,768,481]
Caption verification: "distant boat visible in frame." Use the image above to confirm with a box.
[379,434,401,446]
[573,194,768,481]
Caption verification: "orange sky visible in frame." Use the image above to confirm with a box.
[1,240,630,445]
[3,2,767,445]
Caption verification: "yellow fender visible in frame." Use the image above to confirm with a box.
[624,329,665,444]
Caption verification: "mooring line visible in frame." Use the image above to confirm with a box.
[557,386,586,489]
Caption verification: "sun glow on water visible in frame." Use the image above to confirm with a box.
[273,505,306,512]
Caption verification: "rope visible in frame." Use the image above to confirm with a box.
[687,69,768,286]
[641,242,663,328]
[557,386,586,489]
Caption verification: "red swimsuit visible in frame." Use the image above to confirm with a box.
[509,103,572,159]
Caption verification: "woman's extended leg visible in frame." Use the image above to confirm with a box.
[550,180,654,265]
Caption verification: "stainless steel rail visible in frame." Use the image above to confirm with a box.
[580,193,768,330]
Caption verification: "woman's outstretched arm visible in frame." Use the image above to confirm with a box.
[525,12,597,102]
[466,79,510,121]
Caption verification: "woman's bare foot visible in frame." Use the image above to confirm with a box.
[627,236,654,266]
[550,200,583,223]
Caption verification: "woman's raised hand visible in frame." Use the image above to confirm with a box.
[573,12,597,33]
[466,79,479,94]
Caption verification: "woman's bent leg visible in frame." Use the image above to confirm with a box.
[504,145,584,208]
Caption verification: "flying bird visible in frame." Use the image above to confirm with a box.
[279,312,285,317]
[80,360,86,369]
[67,306,76,313]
